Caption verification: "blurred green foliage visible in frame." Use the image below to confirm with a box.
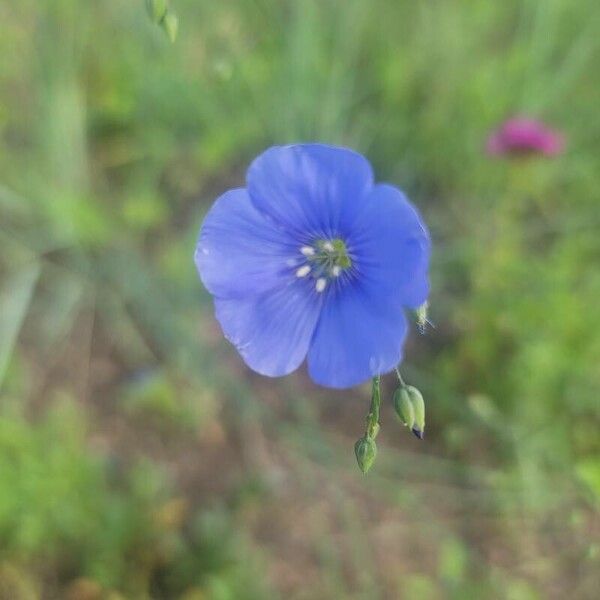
[0,400,270,599]
[0,0,599,598]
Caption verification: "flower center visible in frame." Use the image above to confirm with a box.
[294,238,352,292]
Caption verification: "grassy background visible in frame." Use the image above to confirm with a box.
[1,0,599,598]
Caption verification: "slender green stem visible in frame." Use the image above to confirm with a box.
[394,367,406,387]
[365,375,381,439]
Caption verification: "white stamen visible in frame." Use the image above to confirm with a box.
[331,265,341,277]
[296,265,311,278]
[315,278,327,292]
[322,241,335,252]
[300,246,315,256]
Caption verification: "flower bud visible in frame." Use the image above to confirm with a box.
[146,0,168,23]
[354,436,377,474]
[393,386,415,429]
[415,301,433,334]
[406,385,425,439]
[162,12,179,43]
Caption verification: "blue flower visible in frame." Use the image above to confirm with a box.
[194,144,430,389]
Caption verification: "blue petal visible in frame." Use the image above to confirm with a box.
[246,144,374,240]
[214,279,322,377]
[307,282,408,389]
[195,188,299,299]
[348,184,430,309]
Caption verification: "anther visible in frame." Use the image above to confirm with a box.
[322,241,335,252]
[331,265,341,277]
[315,278,327,292]
[300,246,315,256]
[296,265,311,278]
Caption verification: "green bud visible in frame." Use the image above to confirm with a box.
[393,386,415,429]
[354,437,377,474]
[162,11,179,43]
[146,0,168,23]
[406,385,425,439]
[415,301,432,334]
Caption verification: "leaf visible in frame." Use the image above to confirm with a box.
[0,262,41,386]
[162,12,178,43]
[576,459,600,503]
[37,271,84,355]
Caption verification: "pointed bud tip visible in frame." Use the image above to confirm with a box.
[411,427,424,440]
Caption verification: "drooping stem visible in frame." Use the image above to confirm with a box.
[365,375,381,439]
[394,367,406,387]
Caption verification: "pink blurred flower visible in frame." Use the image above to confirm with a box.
[486,117,565,157]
